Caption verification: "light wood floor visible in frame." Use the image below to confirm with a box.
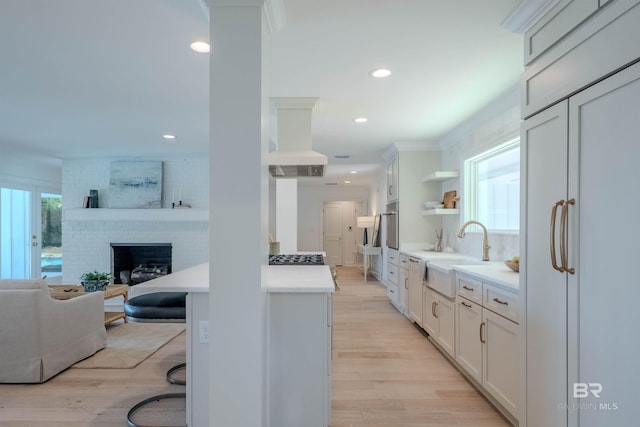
[330,266,509,427]
[0,266,509,426]
[0,325,187,426]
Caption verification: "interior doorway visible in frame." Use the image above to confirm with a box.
[322,200,365,266]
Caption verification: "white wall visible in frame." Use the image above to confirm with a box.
[440,85,520,260]
[368,86,521,272]
[297,184,370,252]
[0,143,62,191]
[61,157,209,282]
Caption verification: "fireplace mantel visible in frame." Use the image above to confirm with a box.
[63,208,208,222]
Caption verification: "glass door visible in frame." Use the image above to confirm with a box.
[0,187,32,278]
[40,193,62,279]
[0,187,62,279]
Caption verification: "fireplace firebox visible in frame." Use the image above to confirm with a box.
[111,243,172,285]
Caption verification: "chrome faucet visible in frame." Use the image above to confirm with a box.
[457,220,491,261]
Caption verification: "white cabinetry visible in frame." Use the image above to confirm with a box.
[386,248,399,308]
[522,60,640,427]
[423,287,455,358]
[455,296,482,382]
[523,0,599,64]
[398,254,409,316]
[269,292,332,427]
[407,256,423,325]
[386,156,398,203]
[455,274,519,423]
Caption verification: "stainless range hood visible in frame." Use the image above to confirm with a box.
[268,97,327,177]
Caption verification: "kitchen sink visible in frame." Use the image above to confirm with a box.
[425,258,483,298]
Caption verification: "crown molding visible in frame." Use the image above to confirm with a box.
[501,0,562,33]
[381,141,441,161]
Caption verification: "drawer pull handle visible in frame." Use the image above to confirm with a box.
[460,301,472,308]
[462,285,474,291]
[493,297,508,306]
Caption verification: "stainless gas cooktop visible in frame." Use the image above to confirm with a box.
[268,254,325,266]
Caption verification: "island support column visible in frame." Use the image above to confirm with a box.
[209,1,267,426]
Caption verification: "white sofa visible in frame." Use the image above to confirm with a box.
[0,279,107,383]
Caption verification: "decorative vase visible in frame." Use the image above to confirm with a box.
[89,189,99,208]
[81,280,109,292]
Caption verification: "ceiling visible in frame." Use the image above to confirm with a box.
[0,0,524,187]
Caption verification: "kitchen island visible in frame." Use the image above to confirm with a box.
[133,261,335,427]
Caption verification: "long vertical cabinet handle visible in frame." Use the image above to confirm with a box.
[405,277,408,289]
[550,200,565,272]
[560,199,576,275]
[479,322,486,344]
[433,301,438,319]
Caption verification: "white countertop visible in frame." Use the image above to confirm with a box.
[130,261,335,296]
[399,248,519,293]
[452,263,519,292]
[266,265,335,293]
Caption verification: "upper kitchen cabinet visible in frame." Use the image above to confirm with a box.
[523,0,599,64]
[386,156,399,203]
[521,0,640,117]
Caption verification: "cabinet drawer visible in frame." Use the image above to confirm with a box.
[399,254,409,266]
[457,275,482,304]
[388,248,399,265]
[483,284,519,324]
[388,263,398,285]
[387,282,398,303]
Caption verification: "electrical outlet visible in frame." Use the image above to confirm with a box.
[199,320,209,343]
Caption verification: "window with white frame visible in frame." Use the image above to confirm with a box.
[463,139,520,232]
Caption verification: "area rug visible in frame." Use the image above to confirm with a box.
[72,323,185,369]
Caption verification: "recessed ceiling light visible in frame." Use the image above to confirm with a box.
[370,68,391,78]
[190,41,210,53]
[344,181,351,184]
[162,134,176,140]
[353,117,368,123]
[350,170,358,174]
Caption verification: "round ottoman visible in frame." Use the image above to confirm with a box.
[124,292,187,323]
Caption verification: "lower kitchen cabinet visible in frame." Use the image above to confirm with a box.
[483,308,519,417]
[407,256,423,325]
[269,292,332,427]
[398,255,409,317]
[455,273,519,423]
[455,296,482,382]
[423,287,455,358]
[386,248,400,311]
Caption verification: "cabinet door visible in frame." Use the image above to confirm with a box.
[387,282,398,307]
[398,266,409,316]
[386,157,398,202]
[568,61,640,427]
[522,100,569,427]
[455,296,482,383]
[408,260,423,325]
[422,288,439,337]
[483,309,519,419]
[435,296,455,358]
